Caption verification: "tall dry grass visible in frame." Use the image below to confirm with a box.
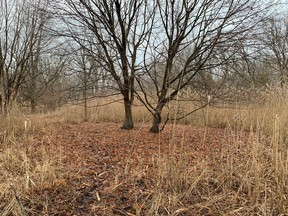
[137,88,288,215]
[139,116,288,215]
[0,108,62,215]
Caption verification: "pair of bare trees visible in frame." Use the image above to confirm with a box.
[0,0,277,131]
[61,0,270,132]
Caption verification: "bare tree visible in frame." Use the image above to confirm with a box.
[60,0,156,129]
[259,17,288,87]
[135,0,270,132]
[68,46,103,120]
[20,54,66,113]
[219,37,271,90]
[0,0,50,114]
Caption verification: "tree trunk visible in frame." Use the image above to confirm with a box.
[30,98,37,113]
[149,102,165,133]
[0,51,5,115]
[2,88,19,114]
[3,96,12,115]
[83,71,88,121]
[121,98,134,130]
[0,90,4,115]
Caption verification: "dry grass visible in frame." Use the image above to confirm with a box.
[51,88,288,133]
[2,88,288,215]
[140,118,288,215]
[0,108,62,216]
[50,97,152,124]
[136,89,288,215]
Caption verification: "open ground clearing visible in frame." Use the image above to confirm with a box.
[26,122,232,215]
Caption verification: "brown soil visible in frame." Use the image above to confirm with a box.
[25,122,246,215]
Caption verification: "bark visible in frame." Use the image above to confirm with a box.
[30,98,37,113]
[149,102,166,133]
[122,98,134,130]
[2,92,14,115]
[0,83,4,115]
[29,70,37,113]
[0,46,5,114]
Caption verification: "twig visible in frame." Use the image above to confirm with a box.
[160,103,209,132]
